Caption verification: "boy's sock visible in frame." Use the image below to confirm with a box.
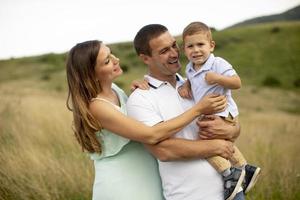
[222,168,231,177]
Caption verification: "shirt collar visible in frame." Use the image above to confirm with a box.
[187,53,215,74]
[145,74,183,89]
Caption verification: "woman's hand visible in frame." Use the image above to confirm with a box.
[130,78,150,92]
[196,94,226,115]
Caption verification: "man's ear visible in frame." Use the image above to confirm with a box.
[139,54,150,65]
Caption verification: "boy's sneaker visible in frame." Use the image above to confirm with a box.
[224,167,245,200]
[243,164,261,194]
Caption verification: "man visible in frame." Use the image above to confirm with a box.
[126,24,245,200]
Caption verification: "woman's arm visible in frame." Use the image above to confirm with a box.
[89,94,226,145]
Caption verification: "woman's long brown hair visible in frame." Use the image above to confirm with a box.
[66,40,103,153]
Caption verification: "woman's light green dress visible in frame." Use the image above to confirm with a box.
[90,84,164,200]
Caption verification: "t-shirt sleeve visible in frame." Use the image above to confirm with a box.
[215,57,237,77]
[126,90,163,127]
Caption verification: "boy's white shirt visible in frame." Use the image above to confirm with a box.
[186,53,239,118]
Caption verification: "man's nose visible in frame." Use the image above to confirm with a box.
[170,47,179,56]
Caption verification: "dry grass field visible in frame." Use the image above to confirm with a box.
[0,79,299,200]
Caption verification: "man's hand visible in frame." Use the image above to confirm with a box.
[197,115,240,141]
[206,139,235,159]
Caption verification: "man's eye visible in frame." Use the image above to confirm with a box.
[160,49,168,54]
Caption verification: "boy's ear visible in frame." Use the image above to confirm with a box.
[139,54,150,65]
[210,40,215,52]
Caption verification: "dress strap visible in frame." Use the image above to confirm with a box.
[91,97,120,109]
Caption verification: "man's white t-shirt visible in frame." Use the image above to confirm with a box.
[126,74,223,200]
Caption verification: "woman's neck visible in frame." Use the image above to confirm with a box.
[98,81,120,106]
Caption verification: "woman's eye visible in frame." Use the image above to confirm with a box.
[105,59,110,65]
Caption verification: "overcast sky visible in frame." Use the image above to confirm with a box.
[0,0,299,59]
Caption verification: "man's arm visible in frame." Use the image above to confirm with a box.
[126,90,235,162]
[197,115,240,141]
[145,138,234,162]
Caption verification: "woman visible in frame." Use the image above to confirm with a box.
[66,40,226,200]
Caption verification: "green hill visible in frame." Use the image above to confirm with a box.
[229,5,300,28]
[0,21,300,93]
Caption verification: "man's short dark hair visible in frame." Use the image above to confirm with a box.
[134,24,168,56]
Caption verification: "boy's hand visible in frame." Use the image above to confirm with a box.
[178,84,193,99]
[205,72,220,85]
[130,78,150,92]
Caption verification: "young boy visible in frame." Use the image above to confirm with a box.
[179,21,261,200]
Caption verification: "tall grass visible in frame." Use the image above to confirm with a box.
[0,81,299,200]
[0,84,93,200]
[234,86,300,199]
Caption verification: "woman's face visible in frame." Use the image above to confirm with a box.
[94,44,123,83]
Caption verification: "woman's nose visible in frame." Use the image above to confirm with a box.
[110,54,119,64]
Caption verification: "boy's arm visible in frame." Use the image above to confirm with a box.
[205,72,241,89]
[178,79,193,99]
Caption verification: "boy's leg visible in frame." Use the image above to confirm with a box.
[207,156,231,173]
[230,146,247,168]
[207,156,245,200]
[222,116,247,168]
[223,115,261,194]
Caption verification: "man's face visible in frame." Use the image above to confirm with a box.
[146,31,181,79]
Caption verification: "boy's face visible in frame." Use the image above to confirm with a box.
[184,33,215,69]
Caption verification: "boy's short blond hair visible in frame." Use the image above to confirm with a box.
[182,21,213,42]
